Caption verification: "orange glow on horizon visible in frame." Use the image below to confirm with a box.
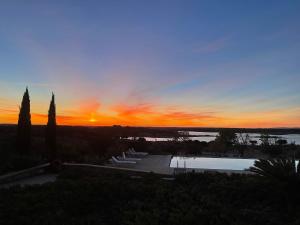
[1,100,299,128]
[0,109,299,128]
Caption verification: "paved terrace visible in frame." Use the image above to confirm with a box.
[1,155,254,188]
[108,155,174,175]
[107,155,254,175]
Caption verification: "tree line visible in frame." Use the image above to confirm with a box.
[17,87,57,160]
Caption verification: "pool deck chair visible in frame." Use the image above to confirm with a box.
[127,148,148,156]
[111,156,136,164]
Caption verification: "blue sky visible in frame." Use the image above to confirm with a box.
[0,0,299,127]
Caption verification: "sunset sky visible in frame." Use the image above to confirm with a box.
[0,1,300,127]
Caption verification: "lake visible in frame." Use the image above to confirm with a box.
[183,131,300,145]
[125,131,300,144]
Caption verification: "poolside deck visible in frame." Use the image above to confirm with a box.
[108,155,254,175]
[0,155,256,189]
[108,155,174,175]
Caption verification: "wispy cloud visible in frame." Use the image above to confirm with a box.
[107,102,220,126]
[112,103,155,117]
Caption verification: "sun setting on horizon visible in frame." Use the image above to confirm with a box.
[0,89,300,128]
[89,118,97,123]
[89,113,97,123]
[0,1,299,128]
[2,2,300,224]
[1,94,299,128]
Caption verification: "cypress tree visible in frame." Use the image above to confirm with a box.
[46,93,57,160]
[17,87,31,153]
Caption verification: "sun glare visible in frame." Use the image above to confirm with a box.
[89,117,96,123]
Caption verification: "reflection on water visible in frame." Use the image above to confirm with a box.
[125,132,300,145]
[187,131,219,136]
[170,157,256,170]
[185,131,300,145]
[126,137,174,142]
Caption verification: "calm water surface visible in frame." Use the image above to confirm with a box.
[170,157,300,171]
[170,157,255,170]
[126,132,300,144]
[175,131,300,144]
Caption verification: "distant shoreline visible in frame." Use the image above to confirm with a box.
[1,124,300,135]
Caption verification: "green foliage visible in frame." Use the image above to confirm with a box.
[1,168,300,225]
[0,154,42,175]
[17,88,31,153]
[250,159,300,183]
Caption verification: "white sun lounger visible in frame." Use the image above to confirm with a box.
[117,152,141,161]
[127,148,148,156]
[111,156,136,164]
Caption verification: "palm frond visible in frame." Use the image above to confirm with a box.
[250,158,297,181]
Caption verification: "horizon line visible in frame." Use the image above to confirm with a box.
[1,123,300,130]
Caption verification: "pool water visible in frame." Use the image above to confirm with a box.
[170,157,256,171]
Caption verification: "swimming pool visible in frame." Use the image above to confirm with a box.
[170,157,256,171]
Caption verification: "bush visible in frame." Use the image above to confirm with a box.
[1,168,300,225]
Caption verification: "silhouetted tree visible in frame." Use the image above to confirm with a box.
[276,139,288,146]
[237,132,250,145]
[17,87,31,153]
[260,133,271,146]
[216,129,237,147]
[250,140,257,146]
[46,93,56,160]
